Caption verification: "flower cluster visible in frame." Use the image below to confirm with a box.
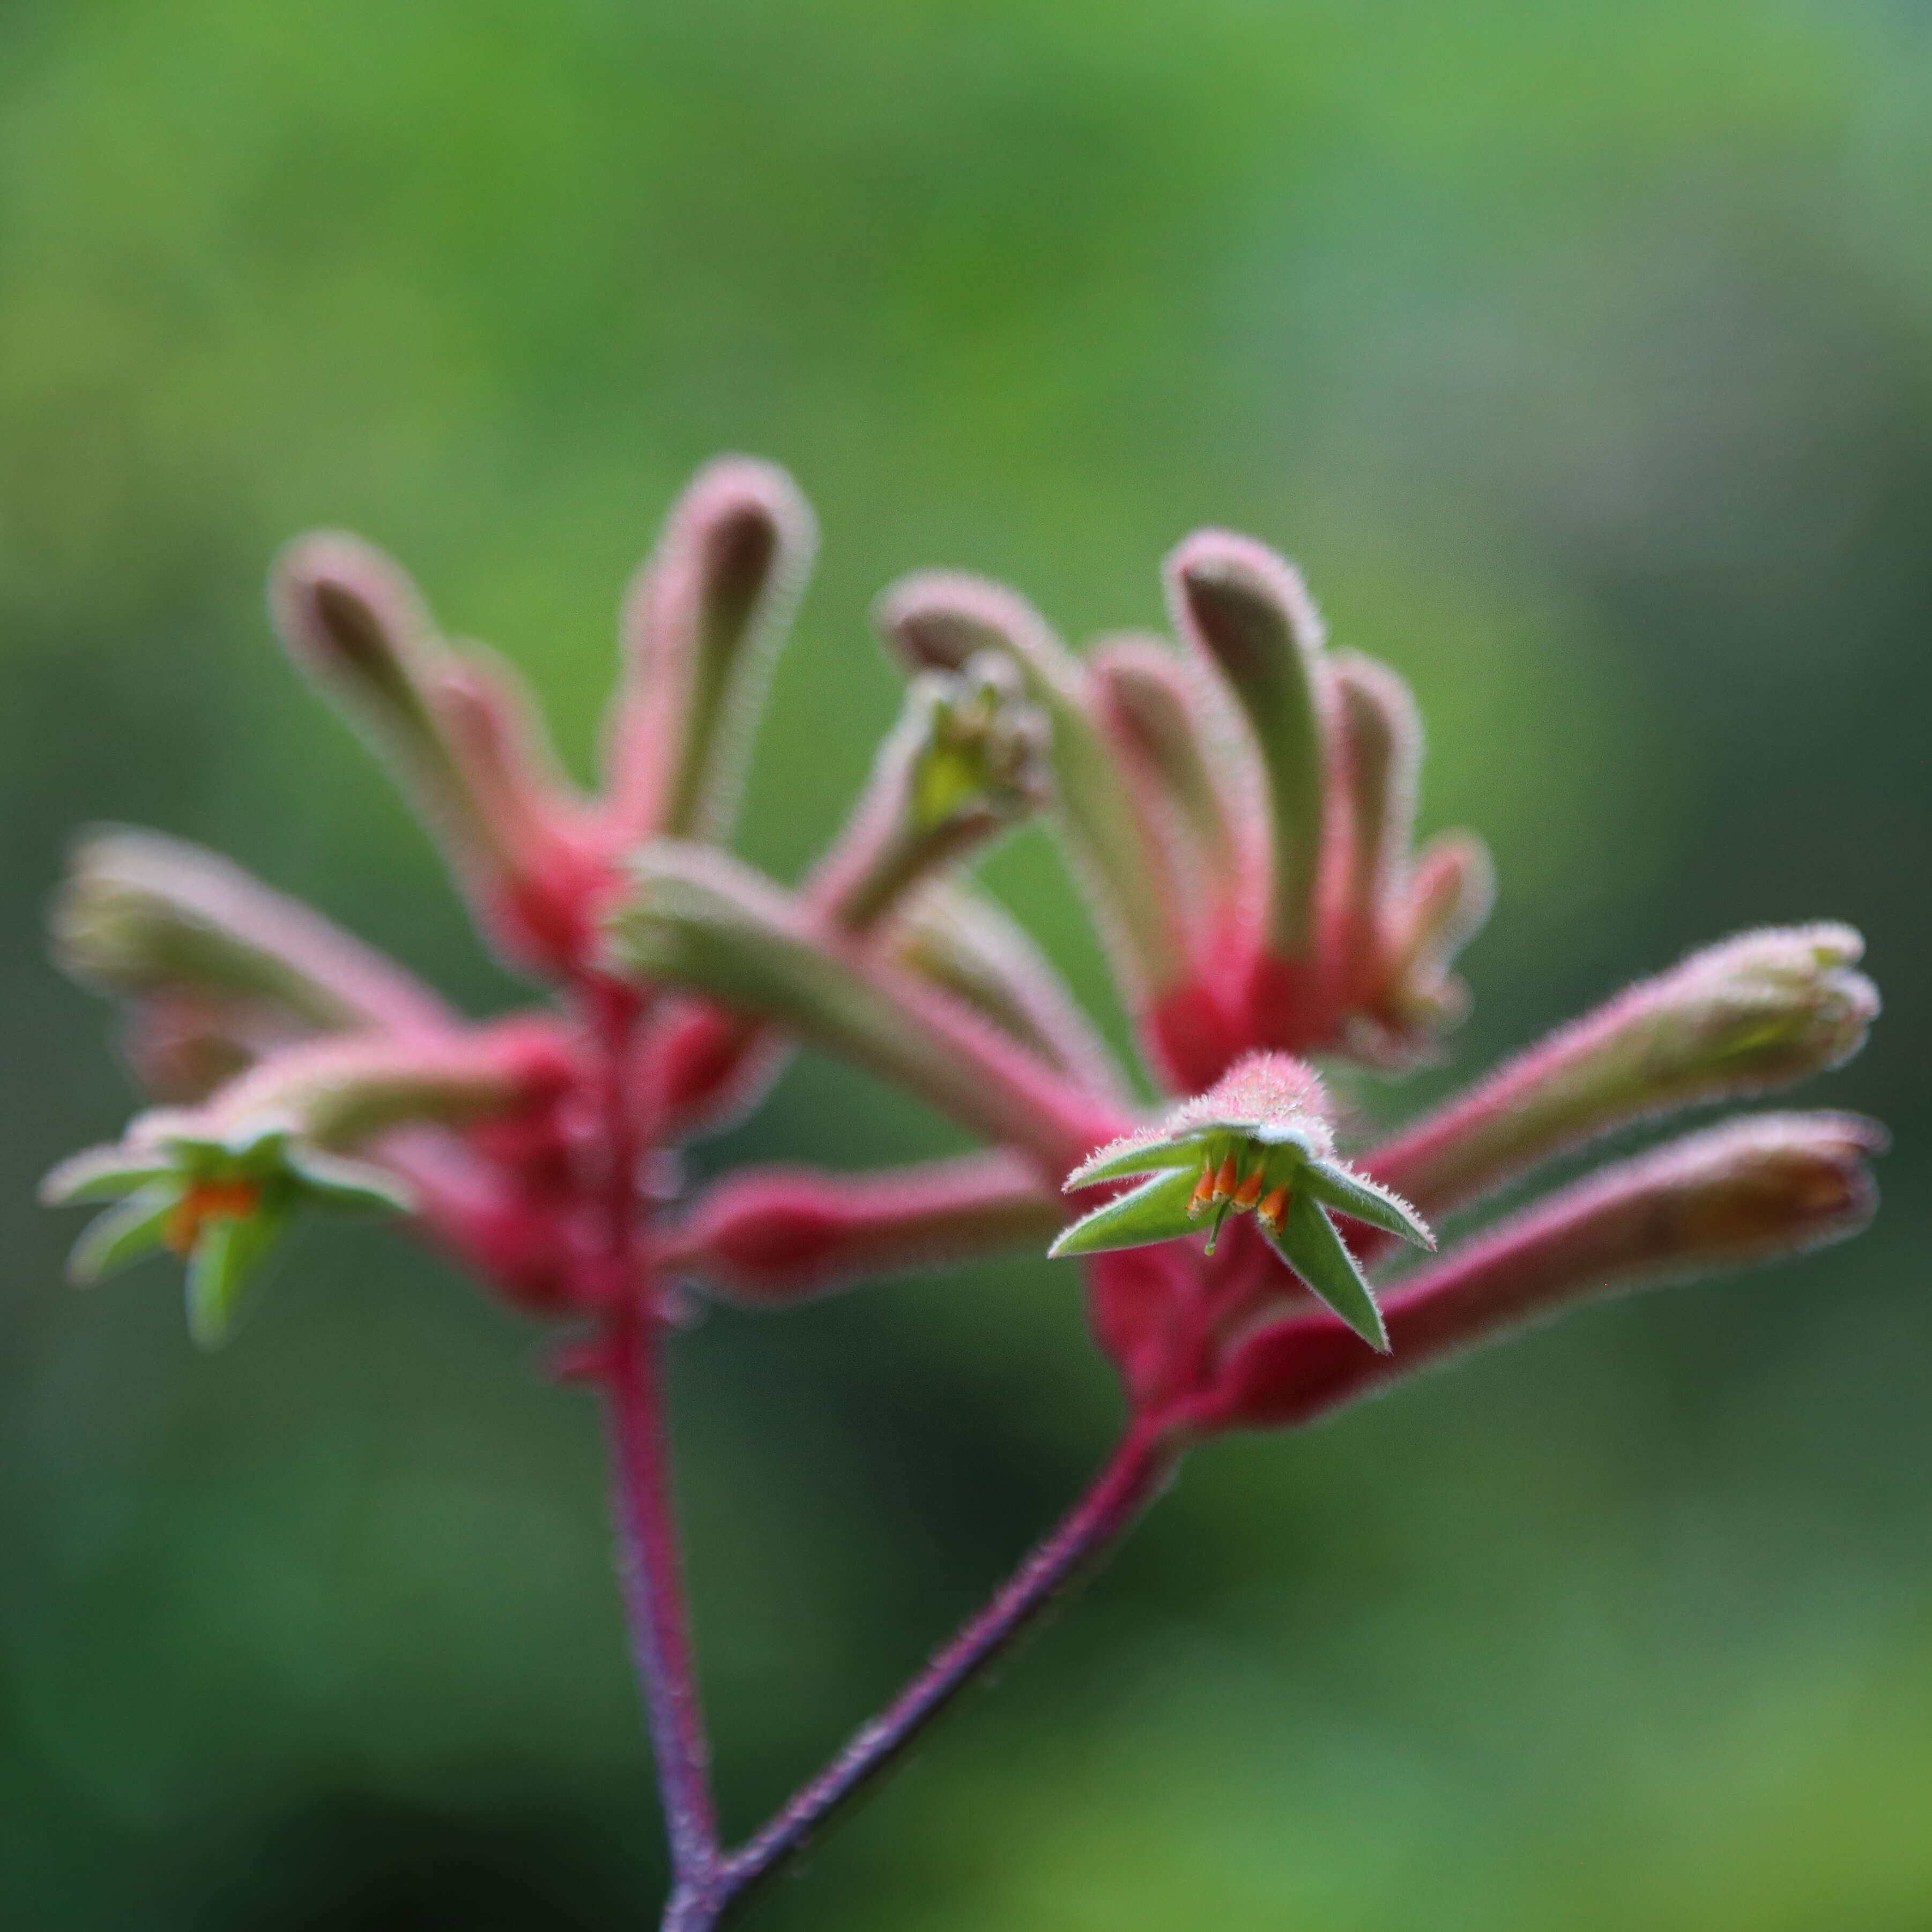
[42,462,1883,1931]
[613,530,1882,1447]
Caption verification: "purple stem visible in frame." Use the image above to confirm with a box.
[705,1426,1176,1924]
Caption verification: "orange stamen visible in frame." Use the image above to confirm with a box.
[1211,1155,1237,1203]
[1257,1184,1290,1234]
[1232,1169,1264,1210]
[161,1178,261,1258]
[1188,1162,1216,1216]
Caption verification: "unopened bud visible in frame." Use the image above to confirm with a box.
[423,647,607,966]
[1329,652,1421,988]
[889,882,1129,1102]
[608,457,816,843]
[1212,1111,1885,1433]
[274,537,604,976]
[1089,634,1260,934]
[1371,924,1879,1217]
[272,532,438,726]
[271,534,480,842]
[187,1021,573,1156]
[603,841,1122,1176]
[53,827,457,1040]
[1383,830,1494,1032]
[657,1151,1064,1302]
[1165,532,1333,961]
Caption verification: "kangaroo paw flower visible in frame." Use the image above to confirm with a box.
[43,1116,411,1347]
[1053,1052,1433,1350]
[1369,923,1881,1221]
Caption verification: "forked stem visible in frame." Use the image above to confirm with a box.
[584,978,1173,1930]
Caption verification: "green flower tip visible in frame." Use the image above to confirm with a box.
[1049,1052,1432,1352]
[906,652,1051,835]
[41,1111,412,1347]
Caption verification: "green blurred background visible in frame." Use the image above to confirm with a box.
[4,1,1929,1925]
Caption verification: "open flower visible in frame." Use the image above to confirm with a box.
[41,1112,411,1346]
[1050,1053,1432,1349]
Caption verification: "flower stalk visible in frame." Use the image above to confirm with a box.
[587,983,723,1894]
[707,1424,1176,1923]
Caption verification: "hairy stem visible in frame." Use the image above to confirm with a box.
[605,1306,722,1891]
[586,982,722,1893]
[707,1425,1176,1923]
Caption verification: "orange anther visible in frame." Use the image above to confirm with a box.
[1257,1184,1289,1233]
[162,1178,261,1258]
[1211,1155,1237,1203]
[1188,1162,1216,1216]
[1232,1169,1263,1210]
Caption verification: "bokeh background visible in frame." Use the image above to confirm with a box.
[4,2,1930,1926]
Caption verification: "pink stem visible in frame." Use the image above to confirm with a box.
[584,981,722,1893]
[707,1426,1176,1922]
[604,1303,723,1893]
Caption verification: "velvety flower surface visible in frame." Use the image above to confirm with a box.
[40,468,1889,1932]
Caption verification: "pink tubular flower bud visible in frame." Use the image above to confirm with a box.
[1165,531,1334,967]
[655,1151,1064,1302]
[271,531,441,733]
[1086,634,1262,1091]
[1310,657,1495,1064]
[603,840,1128,1178]
[1368,924,1880,1223]
[641,656,1058,1142]
[421,647,608,967]
[888,882,1131,1105]
[1380,830,1495,1037]
[1326,653,1417,1015]
[1088,633,1264,962]
[180,1017,576,1157]
[271,535,594,977]
[271,532,482,846]
[606,456,817,845]
[52,826,459,1043]
[1201,1111,1885,1435]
